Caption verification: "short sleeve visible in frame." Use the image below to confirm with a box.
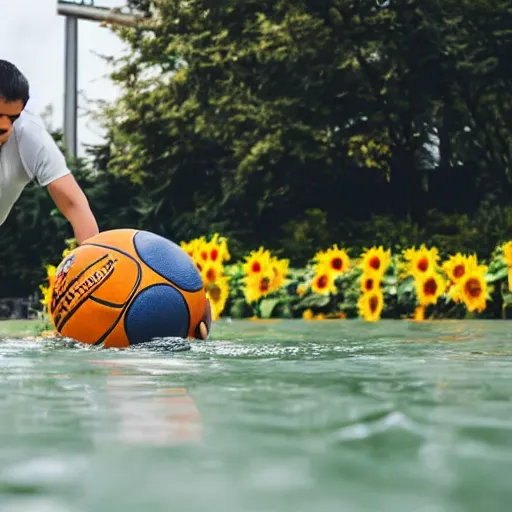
[17,120,71,187]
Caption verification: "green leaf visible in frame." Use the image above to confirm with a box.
[487,266,508,283]
[259,298,281,319]
[397,278,415,295]
[229,298,252,319]
[295,293,331,309]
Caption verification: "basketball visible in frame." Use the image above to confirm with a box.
[48,229,211,348]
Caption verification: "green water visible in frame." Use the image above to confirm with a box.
[0,319,511,512]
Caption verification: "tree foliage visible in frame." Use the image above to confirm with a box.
[3,0,512,296]
[103,0,512,250]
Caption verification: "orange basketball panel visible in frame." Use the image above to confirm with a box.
[181,288,209,338]
[103,316,131,348]
[59,302,121,345]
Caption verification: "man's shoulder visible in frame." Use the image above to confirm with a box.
[13,108,48,139]
[10,106,70,186]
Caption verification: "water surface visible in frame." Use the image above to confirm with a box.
[0,319,511,512]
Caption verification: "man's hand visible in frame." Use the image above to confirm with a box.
[47,174,99,244]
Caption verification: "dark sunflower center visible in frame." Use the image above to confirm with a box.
[369,256,381,270]
[317,275,328,288]
[417,258,429,272]
[453,264,465,278]
[369,295,379,313]
[260,277,270,292]
[424,278,437,296]
[206,268,216,282]
[465,278,482,298]
[207,284,221,301]
[332,257,343,270]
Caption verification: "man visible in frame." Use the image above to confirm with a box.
[0,59,98,244]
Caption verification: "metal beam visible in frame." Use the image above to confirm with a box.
[57,1,144,27]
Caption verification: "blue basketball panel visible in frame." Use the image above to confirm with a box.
[124,284,190,344]
[133,231,203,292]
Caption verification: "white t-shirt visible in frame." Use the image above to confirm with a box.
[0,108,70,226]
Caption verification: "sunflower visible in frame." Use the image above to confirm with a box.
[39,284,52,308]
[197,241,210,266]
[442,253,477,284]
[269,257,289,292]
[452,264,489,313]
[180,237,204,260]
[311,267,337,295]
[61,238,77,259]
[205,233,231,264]
[360,246,391,277]
[503,241,512,267]
[243,272,274,304]
[303,308,314,320]
[314,245,350,276]
[358,289,384,322]
[413,305,425,321]
[403,245,440,278]
[205,276,230,320]
[415,271,446,306]
[296,283,307,296]
[242,247,273,277]
[180,237,208,272]
[200,261,224,286]
[360,273,381,293]
[501,242,512,292]
[46,264,57,289]
[40,264,57,309]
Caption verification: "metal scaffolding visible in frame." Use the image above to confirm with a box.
[56,0,143,157]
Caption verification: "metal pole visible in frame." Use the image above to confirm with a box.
[58,1,143,157]
[63,15,78,158]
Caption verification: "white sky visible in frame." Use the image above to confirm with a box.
[1,0,128,154]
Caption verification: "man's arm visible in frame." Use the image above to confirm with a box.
[16,114,100,244]
[47,174,99,244]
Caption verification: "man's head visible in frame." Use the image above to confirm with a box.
[0,60,29,146]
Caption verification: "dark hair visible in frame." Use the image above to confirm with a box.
[0,60,30,105]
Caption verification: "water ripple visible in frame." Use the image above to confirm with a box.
[0,320,511,511]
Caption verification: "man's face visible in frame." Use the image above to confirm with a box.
[0,97,24,146]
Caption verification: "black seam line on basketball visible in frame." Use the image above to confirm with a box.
[123,283,191,344]
[82,242,139,261]
[89,296,125,308]
[93,256,142,346]
[52,254,111,313]
[56,269,116,332]
[132,231,203,293]
[92,270,141,346]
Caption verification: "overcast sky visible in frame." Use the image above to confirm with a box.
[1,0,128,154]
